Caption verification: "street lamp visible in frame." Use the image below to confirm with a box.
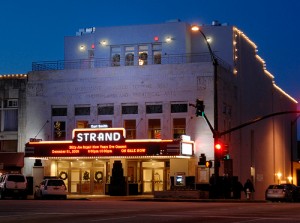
[191,25,220,178]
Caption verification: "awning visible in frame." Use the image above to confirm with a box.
[0,152,24,168]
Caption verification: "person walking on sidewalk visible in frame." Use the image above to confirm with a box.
[244,179,255,200]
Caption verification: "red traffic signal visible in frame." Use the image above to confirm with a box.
[215,143,222,150]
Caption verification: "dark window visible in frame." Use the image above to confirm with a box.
[4,110,18,131]
[124,120,136,139]
[52,107,67,116]
[122,105,138,114]
[146,105,162,114]
[98,105,114,115]
[171,104,188,113]
[173,118,186,139]
[75,107,90,116]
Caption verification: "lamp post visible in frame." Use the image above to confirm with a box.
[191,25,220,178]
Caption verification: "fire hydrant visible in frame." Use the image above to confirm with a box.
[246,188,251,200]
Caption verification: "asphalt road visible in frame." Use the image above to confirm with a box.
[1,199,300,223]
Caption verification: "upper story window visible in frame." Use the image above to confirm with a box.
[173,118,186,139]
[122,104,138,114]
[153,44,162,64]
[124,119,136,139]
[98,104,114,115]
[52,107,67,116]
[139,45,148,65]
[4,99,18,108]
[171,103,188,113]
[53,121,66,140]
[148,119,161,139]
[100,120,112,128]
[111,47,121,66]
[146,104,162,114]
[75,105,90,116]
[125,46,135,66]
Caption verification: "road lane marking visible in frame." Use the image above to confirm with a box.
[90,216,136,221]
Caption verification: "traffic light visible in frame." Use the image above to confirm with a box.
[195,99,205,117]
[223,154,230,160]
[214,141,224,159]
[205,160,212,168]
[198,153,206,165]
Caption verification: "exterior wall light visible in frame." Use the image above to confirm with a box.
[79,45,85,51]
[100,40,107,46]
[165,37,173,43]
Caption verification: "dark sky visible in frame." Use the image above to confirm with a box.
[1,0,299,103]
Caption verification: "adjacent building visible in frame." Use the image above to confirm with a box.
[21,20,297,199]
[0,74,27,173]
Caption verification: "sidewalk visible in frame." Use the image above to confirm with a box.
[27,194,265,202]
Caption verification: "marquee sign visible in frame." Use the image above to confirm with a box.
[25,128,194,158]
[72,128,125,144]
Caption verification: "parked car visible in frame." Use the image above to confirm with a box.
[0,174,28,199]
[265,184,300,202]
[34,179,67,199]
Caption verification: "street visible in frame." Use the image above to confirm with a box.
[1,199,300,223]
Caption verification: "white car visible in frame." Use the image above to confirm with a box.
[34,179,67,199]
[0,174,28,199]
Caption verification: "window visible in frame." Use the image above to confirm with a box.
[52,107,67,116]
[153,44,162,64]
[98,104,114,115]
[171,103,188,113]
[53,121,66,140]
[0,140,17,152]
[3,110,18,131]
[139,45,148,65]
[75,106,90,116]
[122,105,138,114]
[125,46,134,66]
[100,120,112,128]
[111,47,121,66]
[148,119,161,139]
[5,99,18,108]
[146,104,162,114]
[173,118,186,139]
[124,120,136,139]
[76,120,88,128]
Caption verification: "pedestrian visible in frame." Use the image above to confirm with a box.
[244,179,255,200]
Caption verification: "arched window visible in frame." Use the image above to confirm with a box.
[112,54,120,66]
[125,53,134,66]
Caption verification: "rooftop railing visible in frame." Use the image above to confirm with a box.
[32,53,232,72]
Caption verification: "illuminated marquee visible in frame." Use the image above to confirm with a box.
[25,128,194,158]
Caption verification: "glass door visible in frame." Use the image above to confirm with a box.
[142,161,165,194]
[143,169,153,193]
[81,169,91,193]
[153,169,164,191]
[70,169,80,193]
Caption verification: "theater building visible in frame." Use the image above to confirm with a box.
[22,20,297,199]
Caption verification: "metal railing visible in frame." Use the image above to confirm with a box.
[32,53,232,72]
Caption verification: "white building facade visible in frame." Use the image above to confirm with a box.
[23,20,297,199]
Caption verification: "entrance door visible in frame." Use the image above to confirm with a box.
[143,169,153,193]
[70,169,80,193]
[142,167,164,193]
[70,169,91,193]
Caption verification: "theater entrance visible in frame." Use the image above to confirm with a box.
[142,161,167,193]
